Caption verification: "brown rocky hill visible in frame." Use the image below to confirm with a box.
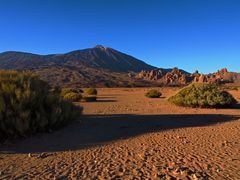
[192,68,240,84]
[0,45,160,87]
[137,67,240,86]
[0,45,239,87]
[0,45,155,72]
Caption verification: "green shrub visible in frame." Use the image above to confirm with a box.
[63,92,82,102]
[61,88,83,97]
[82,96,97,102]
[145,89,162,98]
[221,86,239,91]
[86,88,98,95]
[0,70,82,140]
[168,83,237,108]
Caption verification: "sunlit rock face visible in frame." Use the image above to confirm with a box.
[137,67,240,85]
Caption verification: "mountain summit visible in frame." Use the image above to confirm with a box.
[0,45,155,72]
[95,45,108,50]
[0,45,158,87]
[0,46,239,87]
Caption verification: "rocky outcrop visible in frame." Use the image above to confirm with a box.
[137,67,193,85]
[163,67,192,85]
[138,68,193,85]
[193,68,237,84]
[137,69,164,80]
[137,68,240,86]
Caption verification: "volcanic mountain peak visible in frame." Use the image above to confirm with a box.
[1,46,238,87]
[0,45,156,72]
[95,45,108,50]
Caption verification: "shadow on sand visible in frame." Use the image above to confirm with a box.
[232,103,240,109]
[0,114,239,154]
[95,99,117,103]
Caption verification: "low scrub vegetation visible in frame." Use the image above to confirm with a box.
[86,88,98,95]
[168,83,237,108]
[0,70,82,140]
[61,88,83,102]
[145,89,162,98]
[220,86,239,91]
[63,92,82,102]
[61,88,83,97]
[61,87,98,102]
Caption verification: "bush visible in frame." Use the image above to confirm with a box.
[0,70,82,140]
[61,88,83,97]
[63,92,82,102]
[82,96,97,102]
[145,89,162,98]
[168,83,237,108]
[221,86,239,91]
[86,88,98,95]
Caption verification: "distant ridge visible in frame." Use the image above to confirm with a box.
[0,45,239,87]
[0,45,155,72]
[0,45,160,87]
[137,67,240,86]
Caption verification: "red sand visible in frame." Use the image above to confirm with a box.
[0,88,239,179]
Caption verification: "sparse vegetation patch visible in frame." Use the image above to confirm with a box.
[0,70,82,140]
[61,88,83,102]
[61,88,83,97]
[145,89,162,98]
[86,88,98,95]
[63,92,82,102]
[168,83,237,108]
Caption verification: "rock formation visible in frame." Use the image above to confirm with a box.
[137,68,240,86]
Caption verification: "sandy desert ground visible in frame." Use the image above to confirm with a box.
[0,87,240,179]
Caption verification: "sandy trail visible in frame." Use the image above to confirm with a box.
[0,88,239,179]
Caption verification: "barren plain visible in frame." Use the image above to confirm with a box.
[0,88,239,179]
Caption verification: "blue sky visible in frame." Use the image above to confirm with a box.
[0,0,239,73]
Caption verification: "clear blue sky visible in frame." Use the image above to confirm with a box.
[0,0,239,73]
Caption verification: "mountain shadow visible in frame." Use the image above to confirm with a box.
[0,114,239,154]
